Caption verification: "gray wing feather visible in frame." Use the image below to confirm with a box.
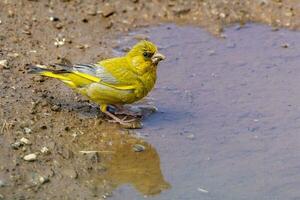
[73,64,119,84]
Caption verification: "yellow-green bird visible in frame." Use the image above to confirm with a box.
[29,40,165,126]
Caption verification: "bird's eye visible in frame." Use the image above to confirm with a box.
[143,52,153,58]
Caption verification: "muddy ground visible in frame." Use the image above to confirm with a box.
[0,0,300,200]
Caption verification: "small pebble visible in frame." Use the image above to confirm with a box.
[0,60,8,69]
[39,176,49,184]
[186,134,195,140]
[75,44,89,49]
[281,43,289,48]
[20,137,31,145]
[50,105,61,112]
[197,187,209,193]
[219,12,226,18]
[0,180,6,187]
[23,127,32,134]
[54,38,65,47]
[100,6,116,17]
[55,23,64,29]
[40,146,50,154]
[11,141,22,150]
[23,153,37,161]
[33,76,45,82]
[49,16,60,21]
[133,144,145,152]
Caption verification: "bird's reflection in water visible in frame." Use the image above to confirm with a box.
[71,127,170,197]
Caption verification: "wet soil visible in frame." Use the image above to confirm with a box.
[1,0,300,200]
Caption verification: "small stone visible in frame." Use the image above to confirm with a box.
[54,38,65,47]
[197,187,208,193]
[50,104,61,112]
[102,192,113,198]
[41,100,48,107]
[100,6,116,17]
[11,141,22,150]
[75,44,89,49]
[0,60,8,69]
[33,76,45,82]
[20,137,31,145]
[23,127,32,134]
[40,147,50,154]
[0,180,6,187]
[133,144,145,152]
[8,10,14,17]
[0,194,3,199]
[186,134,195,140]
[49,16,60,21]
[23,153,37,161]
[22,30,31,35]
[39,176,49,184]
[281,43,289,48]
[55,23,64,29]
[219,13,226,18]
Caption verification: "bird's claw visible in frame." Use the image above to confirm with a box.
[108,116,136,124]
[104,110,142,128]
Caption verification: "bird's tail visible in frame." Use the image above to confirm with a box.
[29,64,70,79]
[29,64,98,88]
[28,64,81,88]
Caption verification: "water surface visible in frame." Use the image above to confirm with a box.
[111,24,300,200]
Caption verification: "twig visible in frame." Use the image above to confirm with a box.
[79,150,115,154]
[1,120,6,134]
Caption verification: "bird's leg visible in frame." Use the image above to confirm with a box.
[100,104,136,126]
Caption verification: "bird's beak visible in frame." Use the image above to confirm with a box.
[151,52,165,65]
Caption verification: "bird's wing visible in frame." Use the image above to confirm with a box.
[69,63,136,90]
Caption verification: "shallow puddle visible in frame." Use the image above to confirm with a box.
[108,24,300,199]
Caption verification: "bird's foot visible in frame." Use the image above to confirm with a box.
[115,109,142,117]
[104,110,142,129]
[111,105,157,117]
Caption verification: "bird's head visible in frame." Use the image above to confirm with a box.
[126,40,165,73]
